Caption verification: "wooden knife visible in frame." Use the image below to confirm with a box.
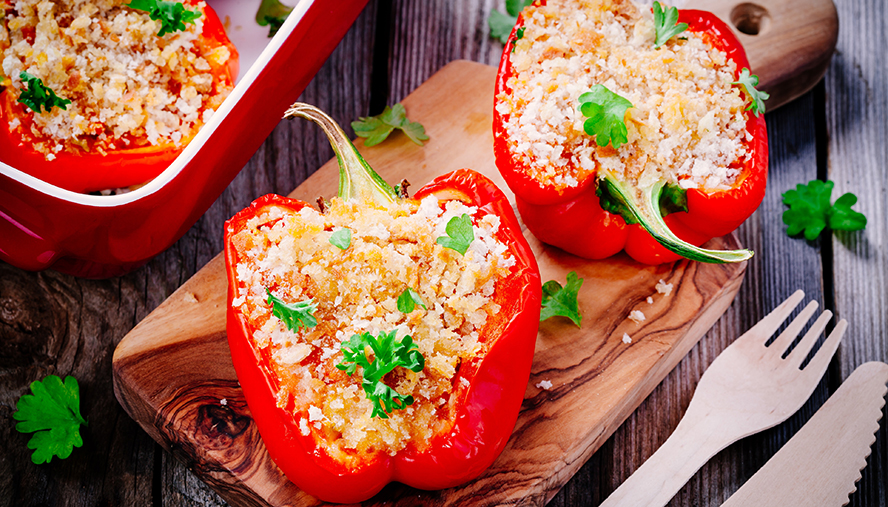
[722,361,888,507]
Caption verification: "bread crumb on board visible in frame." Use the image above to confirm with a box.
[656,279,674,296]
[536,380,553,390]
[622,333,632,344]
[628,310,646,324]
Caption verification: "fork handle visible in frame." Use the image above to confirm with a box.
[600,412,730,507]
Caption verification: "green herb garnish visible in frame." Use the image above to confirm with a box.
[352,104,428,147]
[397,288,427,313]
[128,0,201,36]
[652,1,688,49]
[335,330,425,419]
[782,180,866,240]
[540,271,584,327]
[511,26,526,52]
[329,227,352,250]
[267,289,318,332]
[732,68,769,116]
[579,85,633,149]
[256,0,293,37]
[436,214,475,255]
[13,375,87,464]
[17,72,71,113]
[488,0,534,43]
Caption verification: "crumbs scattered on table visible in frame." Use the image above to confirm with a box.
[646,296,654,304]
[622,333,632,344]
[536,380,553,390]
[628,310,646,324]
[656,279,674,296]
[183,292,199,303]
[220,398,227,406]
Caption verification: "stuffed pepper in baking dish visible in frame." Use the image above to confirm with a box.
[494,0,768,264]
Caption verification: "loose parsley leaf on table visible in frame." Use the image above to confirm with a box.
[579,85,633,149]
[397,288,427,313]
[732,68,769,116]
[351,104,429,147]
[336,330,425,418]
[436,214,475,255]
[267,289,318,331]
[18,72,71,113]
[652,1,688,48]
[128,0,201,36]
[256,0,293,37]
[540,271,584,326]
[782,180,866,240]
[488,0,534,43]
[14,375,87,464]
[329,227,352,250]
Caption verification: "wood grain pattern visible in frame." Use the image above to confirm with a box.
[112,61,748,506]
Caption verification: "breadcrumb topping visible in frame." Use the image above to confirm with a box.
[230,196,516,463]
[496,0,751,192]
[0,0,232,158]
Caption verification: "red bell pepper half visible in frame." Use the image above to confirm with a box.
[224,104,541,503]
[493,1,768,264]
[0,0,239,193]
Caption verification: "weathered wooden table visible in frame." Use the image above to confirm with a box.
[1,0,885,505]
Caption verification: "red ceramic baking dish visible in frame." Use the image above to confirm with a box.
[0,0,369,278]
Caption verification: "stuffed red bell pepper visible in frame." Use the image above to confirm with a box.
[224,103,541,503]
[0,0,238,193]
[493,0,768,264]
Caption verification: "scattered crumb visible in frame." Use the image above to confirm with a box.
[183,292,199,303]
[622,333,632,344]
[656,279,674,296]
[219,398,227,406]
[646,296,654,304]
[536,380,553,390]
[628,310,646,324]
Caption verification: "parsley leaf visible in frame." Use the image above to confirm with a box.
[351,104,429,147]
[256,0,293,37]
[14,375,87,464]
[128,0,201,36]
[397,288,427,313]
[329,227,352,250]
[436,214,475,255]
[732,68,769,116]
[652,1,688,49]
[335,330,425,418]
[579,85,633,149]
[267,289,318,332]
[488,0,534,43]
[540,271,584,326]
[17,72,71,113]
[782,180,866,240]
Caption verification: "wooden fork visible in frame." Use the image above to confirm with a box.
[600,290,846,507]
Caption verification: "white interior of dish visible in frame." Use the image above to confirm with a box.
[0,0,317,207]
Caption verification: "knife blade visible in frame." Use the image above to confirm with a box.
[722,361,888,507]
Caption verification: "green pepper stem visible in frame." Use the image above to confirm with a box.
[283,103,397,205]
[603,173,753,263]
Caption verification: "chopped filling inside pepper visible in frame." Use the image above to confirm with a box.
[495,0,751,192]
[229,196,516,463]
[0,0,233,160]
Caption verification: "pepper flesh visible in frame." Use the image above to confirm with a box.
[493,1,768,264]
[224,104,541,503]
[0,0,239,193]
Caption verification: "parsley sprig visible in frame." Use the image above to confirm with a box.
[579,85,634,149]
[733,68,769,116]
[335,330,425,418]
[329,227,352,250]
[17,72,71,113]
[397,288,427,313]
[782,180,866,240]
[256,0,293,37]
[436,214,475,255]
[14,375,87,464]
[128,0,201,36]
[540,271,584,326]
[267,289,318,332]
[652,1,688,49]
[488,0,534,43]
[351,104,429,147]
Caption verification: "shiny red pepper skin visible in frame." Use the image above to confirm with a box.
[0,1,239,193]
[494,2,768,264]
[224,169,541,503]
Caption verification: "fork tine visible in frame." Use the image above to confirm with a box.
[769,300,818,355]
[786,310,832,368]
[741,290,805,343]
[802,319,847,376]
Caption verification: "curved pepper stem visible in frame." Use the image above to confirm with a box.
[603,173,753,263]
[283,103,397,205]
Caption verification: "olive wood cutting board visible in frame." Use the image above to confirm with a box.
[112,5,838,501]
